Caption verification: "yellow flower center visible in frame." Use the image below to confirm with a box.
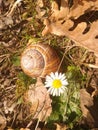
[52,79,62,88]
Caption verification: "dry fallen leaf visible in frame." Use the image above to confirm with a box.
[20,128,30,130]
[24,78,52,121]
[36,0,46,20]
[0,0,22,30]
[80,89,98,128]
[7,128,14,130]
[0,113,6,130]
[54,123,68,130]
[68,0,98,19]
[42,0,98,66]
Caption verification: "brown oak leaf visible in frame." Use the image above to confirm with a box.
[42,0,98,66]
[80,89,98,128]
[24,78,52,121]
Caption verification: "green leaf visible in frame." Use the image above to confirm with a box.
[11,55,20,66]
[48,111,60,122]
[67,65,83,81]
[17,96,24,105]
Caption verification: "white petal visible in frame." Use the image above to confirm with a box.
[62,86,68,91]
[59,88,64,93]
[59,72,62,76]
[60,86,65,91]
[46,75,53,81]
[45,84,50,88]
[47,80,54,84]
[62,80,68,86]
[57,73,66,81]
[48,87,53,92]
[57,89,60,96]
[53,89,56,96]
[52,88,55,93]
[49,87,55,95]
[59,74,66,80]
[58,72,62,79]
[55,89,58,96]
[60,73,65,78]
[50,72,55,79]
[55,72,59,78]
[44,84,49,88]
[45,80,52,85]
[45,81,52,87]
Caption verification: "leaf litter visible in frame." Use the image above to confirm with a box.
[0,0,98,130]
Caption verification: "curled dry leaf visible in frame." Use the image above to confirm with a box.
[0,114,6,130]
[42,0,98,66]
[24,78,52,121]
[36,0,46,20]
[90,70,98,97]
[80,89,98,128]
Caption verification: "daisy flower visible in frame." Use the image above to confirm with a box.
[45,72,68,96]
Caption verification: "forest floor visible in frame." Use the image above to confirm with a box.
[0,0,98,130]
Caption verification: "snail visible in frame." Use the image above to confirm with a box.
[21,43,61,78]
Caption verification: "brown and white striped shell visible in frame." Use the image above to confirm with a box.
[21,43,60,78]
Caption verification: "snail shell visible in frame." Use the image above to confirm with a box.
[21,43,60,78]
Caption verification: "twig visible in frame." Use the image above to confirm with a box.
[6,0,22,17]
[26,120,33,128]
[35,118,40,130]
[82,63,98,69]
[57,44,76,71]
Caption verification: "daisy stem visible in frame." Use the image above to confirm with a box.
[63,87,71,121]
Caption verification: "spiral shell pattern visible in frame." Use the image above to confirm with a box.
[21,43,60,78]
